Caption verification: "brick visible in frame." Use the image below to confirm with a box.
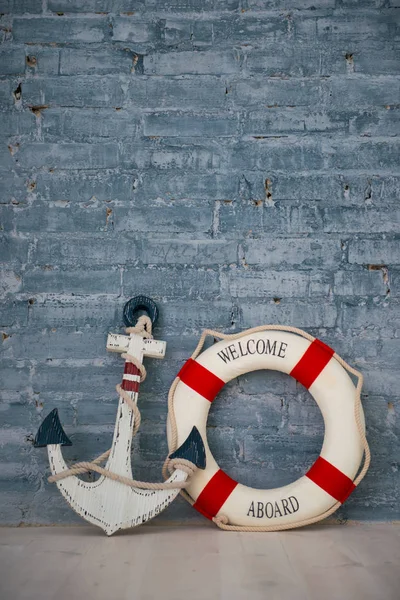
[137,239,238,265]
[291,206,400,234]
[0,329,110,361]
[207,390,286,430]
[245,44,327,77]
[12,16,108,43]
[35,171,133,203]
[0,362,30,390]
[60,48,134,76]
[244,238,342,268]
[162,18,214,47]
[328,78,400,108]
[0,0,42,12]
[191,20,213,47]
[0,235,29,265]
[25,47,60,76]
[0,110,36,136]
[212,15,289,43]
[132,171,237,201]
[128,76,227,109]
[123,267,220,299]
[113,202,213,234]
[163,18,191,46]
[353,45,400,76]
[287,393,324,430]
[22,76,126,108]
[111,17,163,43]
[349,108,400,137]
[333,269,387,296]
[227,140,324,172]
[241,299,338,328]
[315,13,397,40]
[0,300,27,327]
[328,140,400,172]
[242,108,347,136]
[48,0,146,11]
[242,432,324,469]
[348,240,400,265]
[250,174,398,206]
[143,112,238,137]
[32,235,138,266]
[0,141,16,170]
[222,269,330,298]
[0,268,22,297]
[1,200,211,235]
[217,203,288,236]
[0,172,29,204]
[340,0,386,5]
[28,296,123,328]
[0,81,14,108]
[32,363,121,395]
[363,369,399,396]
[145,0,216,10]
[15,142,119,169]
[1,202,114,234]
[0,47,25,75]
[42,108,141,140]
[389,270,400,297]
[233,79,322,108]
[244,0,334,7]
[120,141,223,170]
[341,300,400,334]
[379,338,400,366]
[157,300,235,333]
[22,267,121,294]
[144,50,240,76]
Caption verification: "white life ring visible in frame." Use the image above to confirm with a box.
[167,327,370,531]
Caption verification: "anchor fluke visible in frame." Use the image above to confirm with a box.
[169,426,206,470]
[34,408,72,448]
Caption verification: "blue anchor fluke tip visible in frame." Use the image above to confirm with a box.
[34,408,72,448]
[169,426,206,470]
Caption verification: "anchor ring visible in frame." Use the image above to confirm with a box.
[123,295,159,327]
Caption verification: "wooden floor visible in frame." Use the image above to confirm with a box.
[0,523,399,600]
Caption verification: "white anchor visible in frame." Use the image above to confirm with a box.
[34,296,205,536]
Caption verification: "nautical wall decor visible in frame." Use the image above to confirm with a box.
[35,297,370,535]
[34,296,206,536]
[166,326,370,532]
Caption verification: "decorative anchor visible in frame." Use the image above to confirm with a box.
[34,296,206,536]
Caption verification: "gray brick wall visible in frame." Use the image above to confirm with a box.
[0,1,399,526]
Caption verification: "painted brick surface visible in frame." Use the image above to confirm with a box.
[0,2,399,527]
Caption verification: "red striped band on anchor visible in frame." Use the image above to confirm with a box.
[121,361,140,393]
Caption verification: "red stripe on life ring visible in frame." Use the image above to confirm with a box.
[193,469,238,519]
[290,339,335,389]
[178,358,225,402]
[306,456,356,503]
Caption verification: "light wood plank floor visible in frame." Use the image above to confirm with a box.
[0,523,398,600]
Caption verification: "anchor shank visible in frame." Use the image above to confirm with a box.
[105,333,144,477]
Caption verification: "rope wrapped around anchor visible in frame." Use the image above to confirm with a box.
[48,316,198,490]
